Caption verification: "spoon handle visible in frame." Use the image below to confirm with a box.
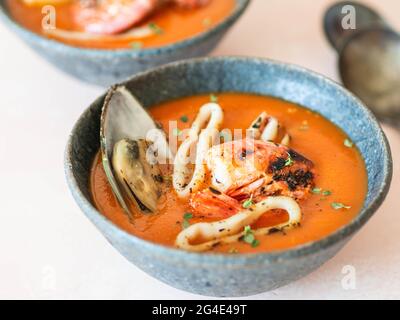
[323,1,387,52]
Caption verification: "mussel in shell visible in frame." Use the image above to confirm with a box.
[112,138,163,213]
[100,85,171,217]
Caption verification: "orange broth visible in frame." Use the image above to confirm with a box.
[6,0,235,49]
[90,93,368,254]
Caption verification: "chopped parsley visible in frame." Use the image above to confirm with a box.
[285,153,294,167]
[251,239,260,248]
[183,212,193,220]
[344,138,354,148]
[312,188,332,196]
[131,41,143,50]
[312,188,322,194]
[242,196,254,209]
[210,94,219,103]
[182,212,193,229]
[243,226,260,247]
[322,190,332,196]
[331,202,351,210]
[180,115,189,123]
[149,22,164,35]
[173,128,182,136]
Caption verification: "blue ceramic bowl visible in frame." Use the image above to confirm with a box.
[65,57,392,297]
[0,0,249,86]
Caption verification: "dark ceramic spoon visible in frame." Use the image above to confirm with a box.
[324,1,400,127]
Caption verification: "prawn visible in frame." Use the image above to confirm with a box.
[72,0,210,35]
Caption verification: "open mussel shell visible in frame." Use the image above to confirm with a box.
[112,139,163,213]
[100,85,166,217]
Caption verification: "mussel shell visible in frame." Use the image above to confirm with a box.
[112,139,163,213]
[100,85,162,217]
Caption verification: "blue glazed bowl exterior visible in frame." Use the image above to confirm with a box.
[0,0,249,87]
[65,57,392,297]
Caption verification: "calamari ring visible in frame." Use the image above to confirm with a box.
[173,103,223,198]
[175,196,301,252]
[249,112,290,146]
[248,112,279,142]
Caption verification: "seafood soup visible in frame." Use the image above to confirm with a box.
[90,92,368,254]
[6,0,235,49]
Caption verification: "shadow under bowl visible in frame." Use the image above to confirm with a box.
[65,57,392,297]
[0,0,249,87]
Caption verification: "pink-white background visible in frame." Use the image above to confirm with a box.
[0,0,399,299]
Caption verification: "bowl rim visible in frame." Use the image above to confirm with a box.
[0,0,250,57]
[65,56,393,266]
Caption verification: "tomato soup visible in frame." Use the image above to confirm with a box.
[6,0,236,49]
[90,93,367,254]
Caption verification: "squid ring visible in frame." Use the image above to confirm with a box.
[248,112,279,142]
[175,196,301,252]
[249,112,290,146]
[173,103,223,198]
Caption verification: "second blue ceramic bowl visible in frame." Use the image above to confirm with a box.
[0,0,249,86]
[65,57,392,297]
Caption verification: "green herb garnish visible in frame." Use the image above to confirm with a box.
[182,212,193,229]
[251,239,260,248]
[285,153,294,167]
[312,188,322,194]
[182,220,190,229]
[131,41,143,50]
[210,94,218,103]
[243,227,255,243]
[322,190,332,196]
[183,212,193,220]
[180,115,189,123]
[242,196,254,209]
[312,188,332,196]
[331,202,351,210]
[173,128,182,136]
[344,138,354,148]
[243,225,259,247]
[149,22,164,35]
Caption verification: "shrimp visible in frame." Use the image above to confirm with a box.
[174,111,314,251]
[72,0,210,35]
[180,140,313,251]
[207,139,315,200]
[188,139,315,218]
[186,109,314,218]
[189,188,242,219]
[22,0,72,5]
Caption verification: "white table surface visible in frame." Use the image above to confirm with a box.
[0,0,399,300]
